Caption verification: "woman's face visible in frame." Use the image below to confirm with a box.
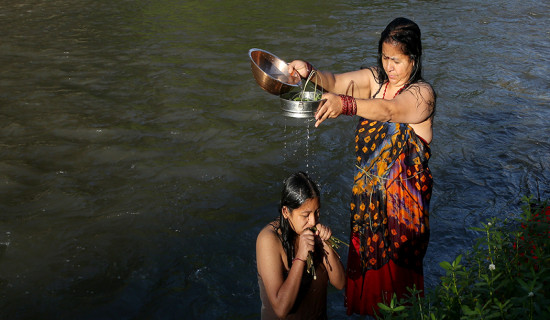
[283,197,320,234]
[381,41,414,86]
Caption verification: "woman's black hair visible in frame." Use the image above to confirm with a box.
[376,17,423,85]
[276,171,320,268]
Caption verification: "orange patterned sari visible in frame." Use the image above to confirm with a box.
[345,118,432,316]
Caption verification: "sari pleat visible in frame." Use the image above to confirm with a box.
[345,118,432,316]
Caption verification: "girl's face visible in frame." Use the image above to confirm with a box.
[283,197,320,234]
[381,41,414,87]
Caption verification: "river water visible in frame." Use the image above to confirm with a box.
[1,0,549,319]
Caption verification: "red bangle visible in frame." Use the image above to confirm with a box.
[339,94,357,116]
[293,257,306,263]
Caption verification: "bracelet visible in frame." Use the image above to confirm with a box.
[339,94,357,116]
[304,61,315,79]
[292,257,306,263]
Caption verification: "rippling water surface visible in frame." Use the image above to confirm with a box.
[1,0,549,318]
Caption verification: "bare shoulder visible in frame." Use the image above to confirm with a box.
[336,66,380,98]
[256,222,281,249]
[360,66,379,78]
[256,222,286,272]
[408,81,435,101]
[359,66,385,99]
[406,81,436,115]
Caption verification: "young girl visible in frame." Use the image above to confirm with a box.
[256,172,345,319]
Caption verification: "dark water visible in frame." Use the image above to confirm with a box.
[1,0,549,319]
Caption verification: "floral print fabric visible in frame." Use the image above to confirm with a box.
[347,118,432,278]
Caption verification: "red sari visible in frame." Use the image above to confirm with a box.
[345,118,432,316]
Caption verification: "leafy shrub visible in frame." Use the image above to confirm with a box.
[376,196,550,319]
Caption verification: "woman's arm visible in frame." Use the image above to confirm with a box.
[256,226,315,318]
[288,61,376,99]
[314,82,435,127]
[314,224,346,290]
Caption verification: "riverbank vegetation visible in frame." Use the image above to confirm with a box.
[377,196,549,320]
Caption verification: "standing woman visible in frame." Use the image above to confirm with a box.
[256,172,345,319]
[289,18,435,316]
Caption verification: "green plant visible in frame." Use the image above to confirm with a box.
[377,293,407,319]
[375,196,550,319]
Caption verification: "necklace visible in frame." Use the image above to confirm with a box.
[382,82,408,99]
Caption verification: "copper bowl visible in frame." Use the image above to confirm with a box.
[249,48,301,95]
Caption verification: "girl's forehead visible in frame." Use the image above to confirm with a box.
[295,197,320,210]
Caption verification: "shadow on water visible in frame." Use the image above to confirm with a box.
[0,0,549,319]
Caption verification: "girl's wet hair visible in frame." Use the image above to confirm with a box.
[376,17,423,85]
[276,171,320,267]
[279,171,320,213]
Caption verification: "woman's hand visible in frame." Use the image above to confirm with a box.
[314,223,332,242]
[315,93,342,127]
[295,229,315,261]
[314,223,346,290]
[288,60,309,79]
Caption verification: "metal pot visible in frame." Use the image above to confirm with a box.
[249,48,301,95]
[279,91,324,118]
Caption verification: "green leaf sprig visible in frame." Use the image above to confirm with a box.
[304,227,349,279]
[310,227,349,250]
